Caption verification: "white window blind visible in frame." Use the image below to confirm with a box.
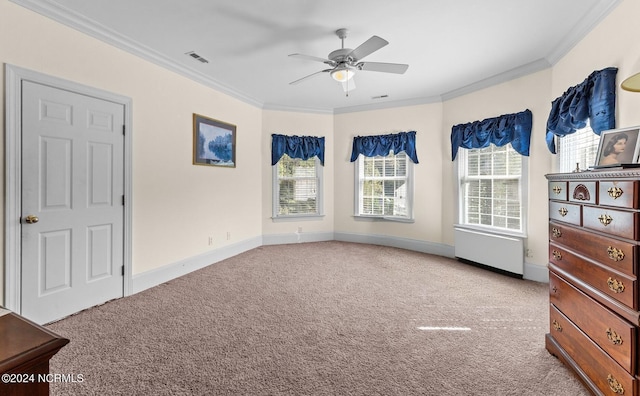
[273,154,322,217]
[458,144,524,232]
[355,152,413,220]
[556,123,600,172]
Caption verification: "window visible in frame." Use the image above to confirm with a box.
[272,154,322,218]
[555,123,600,172]
[457,144,526,234]
[355,151,414,221]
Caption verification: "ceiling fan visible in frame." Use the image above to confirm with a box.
[288,28,409,94]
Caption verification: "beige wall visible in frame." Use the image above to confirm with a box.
[0,0,264,304]
[3,0,640,304]
[331,69,553,268]
[261,110,335,236]
[320,0,640,271]
[333,104,444,242]
[551,0,640,131]
[441,69,553,266]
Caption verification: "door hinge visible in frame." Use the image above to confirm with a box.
[122,195,125,206]
[122,125,125,135]
[122,266,125,276]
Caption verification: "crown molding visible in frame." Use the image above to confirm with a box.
[9,0,264,109]
[10,0,622,114]
[545,0,622,65]
[441,58,552,102]
[261,102,333,115]
[333,95,442,114]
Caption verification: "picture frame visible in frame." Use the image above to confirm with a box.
[594,126,640,168]
[193,113,236,168]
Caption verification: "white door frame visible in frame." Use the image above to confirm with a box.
[4,64,133,313]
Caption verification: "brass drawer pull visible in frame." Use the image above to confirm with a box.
[607,246,625,262]
[552,250,562,260]
[606,328,623,345]
[607,277,625,294]
[552,320,562,332]
[551,227,562,238]
[558,207,568,217]
[552,185,562,195]
[607,374,624,395]
[598,214,613,226]
[608,186,624,199]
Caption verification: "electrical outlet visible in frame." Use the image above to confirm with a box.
[208,236,213,246]
[226,231,231,240]
[525,249,533,258]
[297,227,303,233]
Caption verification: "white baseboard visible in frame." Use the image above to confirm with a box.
[132,232,546,296]
[131,236,262,294]
[262,231,334,245]
[334,232,455,259]
[334,232,547,283]
[524,261,549,283]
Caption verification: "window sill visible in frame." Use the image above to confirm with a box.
[353,215,415,224]
[272,214,325,223]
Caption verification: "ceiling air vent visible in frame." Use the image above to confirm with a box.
[185,51,209,64]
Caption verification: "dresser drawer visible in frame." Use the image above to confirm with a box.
[549,223,637,277]
[569,181,597,204]
[549,244,637,310]
[549,181,568,201]
[583,206,639,240]
[549,304,636,396]
[549,272,635,373]
[549,201,581,226]
[599,181,640,209]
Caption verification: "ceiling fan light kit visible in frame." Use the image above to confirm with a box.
[288,28,408,95]
[331,66,355,82]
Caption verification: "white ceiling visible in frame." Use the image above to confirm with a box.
[14,0,620,113]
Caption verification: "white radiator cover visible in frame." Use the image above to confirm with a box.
[454,227,524,275]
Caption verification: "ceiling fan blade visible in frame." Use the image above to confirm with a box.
[348,36,388,61]
[288,53,334,65]
[289,69,331,85]
[357,62,409,74]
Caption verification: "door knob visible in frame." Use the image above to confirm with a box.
[25,215,39,224]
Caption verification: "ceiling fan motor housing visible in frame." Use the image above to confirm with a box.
[328,48,354,63]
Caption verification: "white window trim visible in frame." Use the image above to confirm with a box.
[454,147,528,238]
[271,156,324,221]
[353,153,415,223]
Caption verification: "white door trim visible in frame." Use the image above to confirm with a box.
[4,64,133,312]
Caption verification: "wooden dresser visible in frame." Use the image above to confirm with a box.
[0,310,69,396]
[546,170,640,395]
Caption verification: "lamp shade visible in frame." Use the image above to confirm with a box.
[622,72,640,92]
[331,67,354,82]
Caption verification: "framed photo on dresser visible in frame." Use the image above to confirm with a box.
[594,126,640,168]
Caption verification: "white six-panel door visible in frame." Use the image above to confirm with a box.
[20,80,125,324]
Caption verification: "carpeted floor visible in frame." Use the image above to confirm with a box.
[46,241,588,395]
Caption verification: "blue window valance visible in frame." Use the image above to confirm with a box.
[450,109,532,161]
[545,67,617,153]
[271,134,325,166]
[350,131,419,163]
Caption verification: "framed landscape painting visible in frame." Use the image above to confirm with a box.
[193,113,236,168]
